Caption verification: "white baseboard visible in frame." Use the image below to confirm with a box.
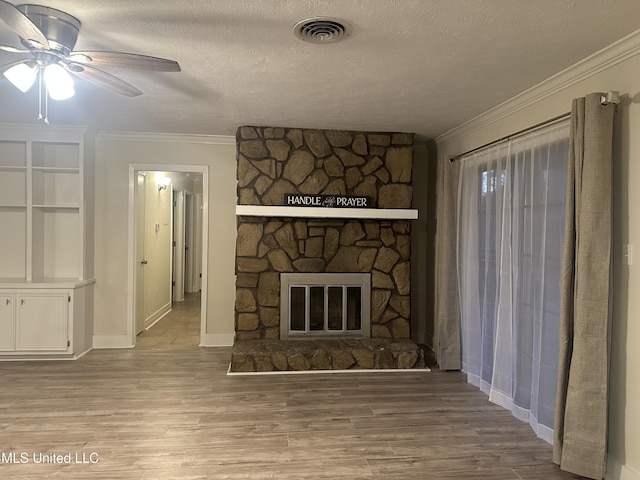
[607,456,640,480]
[75,347,93,359]
[200,333,234,346]
[92,335,134,349]
[144,303,171,330]
[94,333,233,348]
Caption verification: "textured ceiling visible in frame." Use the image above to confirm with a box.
[1,0,640,140]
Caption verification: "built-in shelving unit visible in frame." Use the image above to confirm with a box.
[236,205,419,220]
[0,125,95,358]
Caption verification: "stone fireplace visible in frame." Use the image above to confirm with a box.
[231,126,424,371]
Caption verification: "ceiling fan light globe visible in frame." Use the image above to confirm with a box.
[44,63,75,100]
[3,63,37,93]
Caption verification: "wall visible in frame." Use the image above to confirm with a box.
[434,33,640,480]
[235,126,414,340]
[93,133,237,347]
[411,143,435,346]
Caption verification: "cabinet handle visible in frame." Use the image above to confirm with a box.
[5,299,9,306]
[140,259,148,265]
[21,299,25,305]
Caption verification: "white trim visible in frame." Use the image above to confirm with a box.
[127,164,209,348]
[98,131,235,145]
[227,366,431,375]
[236,205,418,220]
[0,353,86,361]
[143,303,171,330]
[74,347,93,359]
[199,169,210,344]
[534,423,554,446]
[0,344,92,360]
[0,278,95,288]
[436,27,640,148]
[92,335,134,349]
[0,123,92,142]
[199,333,234,347]
[607,457,640,480]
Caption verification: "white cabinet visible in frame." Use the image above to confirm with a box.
[16,292,68,352]
[0,125,95,359]
[0,284,93,358]
[0,293,15,351]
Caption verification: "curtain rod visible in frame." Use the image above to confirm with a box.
[448,112,570,162]
[449,91,620,162]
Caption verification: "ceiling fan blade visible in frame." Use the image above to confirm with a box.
[63,62,142,97]
[0,58,29,72]
[0,43,29,54]
[0,0,49,49]
[66,51,181,72]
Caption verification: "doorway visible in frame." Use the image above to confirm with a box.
[127,164,209,346]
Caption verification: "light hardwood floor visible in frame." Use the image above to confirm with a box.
[0,296,582,479]
[136,293,203,347]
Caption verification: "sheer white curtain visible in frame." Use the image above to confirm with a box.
[457,120,570,443]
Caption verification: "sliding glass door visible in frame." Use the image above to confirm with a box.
[457,120,570,443]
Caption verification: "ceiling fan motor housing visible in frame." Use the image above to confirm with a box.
[17,4,80,53]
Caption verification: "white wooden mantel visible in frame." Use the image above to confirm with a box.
[235,205,418,220]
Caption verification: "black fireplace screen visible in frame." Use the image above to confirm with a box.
[289,285,362,333]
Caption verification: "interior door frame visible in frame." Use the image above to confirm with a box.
[127,164,209,346]
[172,189,185,303]
[134,171,146,336]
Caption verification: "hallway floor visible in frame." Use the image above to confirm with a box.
[136,292,201,347]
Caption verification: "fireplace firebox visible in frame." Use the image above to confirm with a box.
[280,273,371,340]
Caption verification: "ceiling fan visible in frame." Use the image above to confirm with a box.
[0,1,180,121]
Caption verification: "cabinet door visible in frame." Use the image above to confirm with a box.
[0,293,15,351]
[15,293,68,351]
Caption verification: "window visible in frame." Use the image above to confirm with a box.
[457,120,569,443]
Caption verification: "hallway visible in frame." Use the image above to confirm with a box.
[136,292,201,347]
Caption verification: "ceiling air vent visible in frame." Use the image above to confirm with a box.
[293,17,352,44]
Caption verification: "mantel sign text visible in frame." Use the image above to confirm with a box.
[285,194,370,208]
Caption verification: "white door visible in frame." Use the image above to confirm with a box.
[184,193,194,293]
[134,172,146,336]
[0,293,15,351]
[194,193,203,291]
[15,293,68,351]
[172,190,185,302]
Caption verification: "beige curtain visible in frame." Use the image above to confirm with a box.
[553,93,615,479]
[434,156,461,370]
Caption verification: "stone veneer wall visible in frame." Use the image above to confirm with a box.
[235,126,414,341]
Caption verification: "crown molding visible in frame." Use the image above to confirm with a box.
[0,123,92,141]
[97,131,235,145]
[435,28,640,147]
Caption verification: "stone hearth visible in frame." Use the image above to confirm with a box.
[230,339,426,372]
